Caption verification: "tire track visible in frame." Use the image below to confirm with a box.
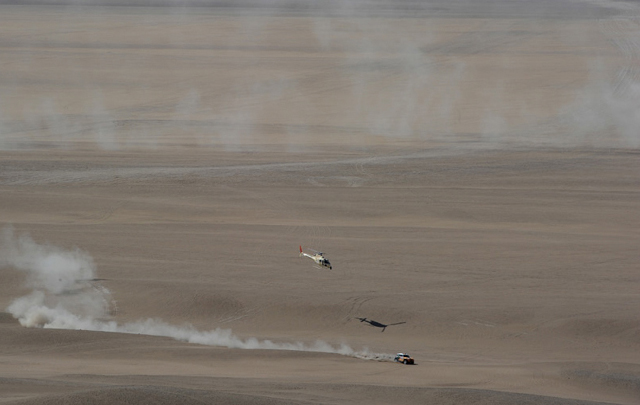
[599,17,640,96]
[343,295,375,320]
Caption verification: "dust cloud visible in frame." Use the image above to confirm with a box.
[1,227,389,361]
[0,1,638,151]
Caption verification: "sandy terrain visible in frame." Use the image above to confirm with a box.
[1,1,639,404]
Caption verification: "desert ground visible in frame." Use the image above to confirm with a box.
[1,1,639,404]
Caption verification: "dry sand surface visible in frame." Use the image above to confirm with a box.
[1,1,640,404]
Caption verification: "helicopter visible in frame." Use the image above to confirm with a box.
[299,246,332,269]
[356,317,406,332]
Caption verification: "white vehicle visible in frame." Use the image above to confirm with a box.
[394,353,414,365]
[299,245,332,269]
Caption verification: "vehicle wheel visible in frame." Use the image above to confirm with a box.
[403,360,407,364]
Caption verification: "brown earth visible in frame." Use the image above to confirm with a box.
[1,1,639,404]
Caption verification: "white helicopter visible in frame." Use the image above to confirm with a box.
[299,246,332,269]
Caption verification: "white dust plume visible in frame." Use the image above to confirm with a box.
[1,227,390,361]
[0,227,113,328]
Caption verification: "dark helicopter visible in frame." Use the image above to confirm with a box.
[356,317,406,332]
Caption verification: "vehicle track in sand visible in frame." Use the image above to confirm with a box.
[598,17,640,96]
[0,147,475,186]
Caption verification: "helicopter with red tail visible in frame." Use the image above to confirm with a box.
[299,246,332,269]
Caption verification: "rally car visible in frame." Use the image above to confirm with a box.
[394,353,414,365]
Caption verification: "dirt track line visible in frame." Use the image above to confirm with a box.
[0,148,474,185]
